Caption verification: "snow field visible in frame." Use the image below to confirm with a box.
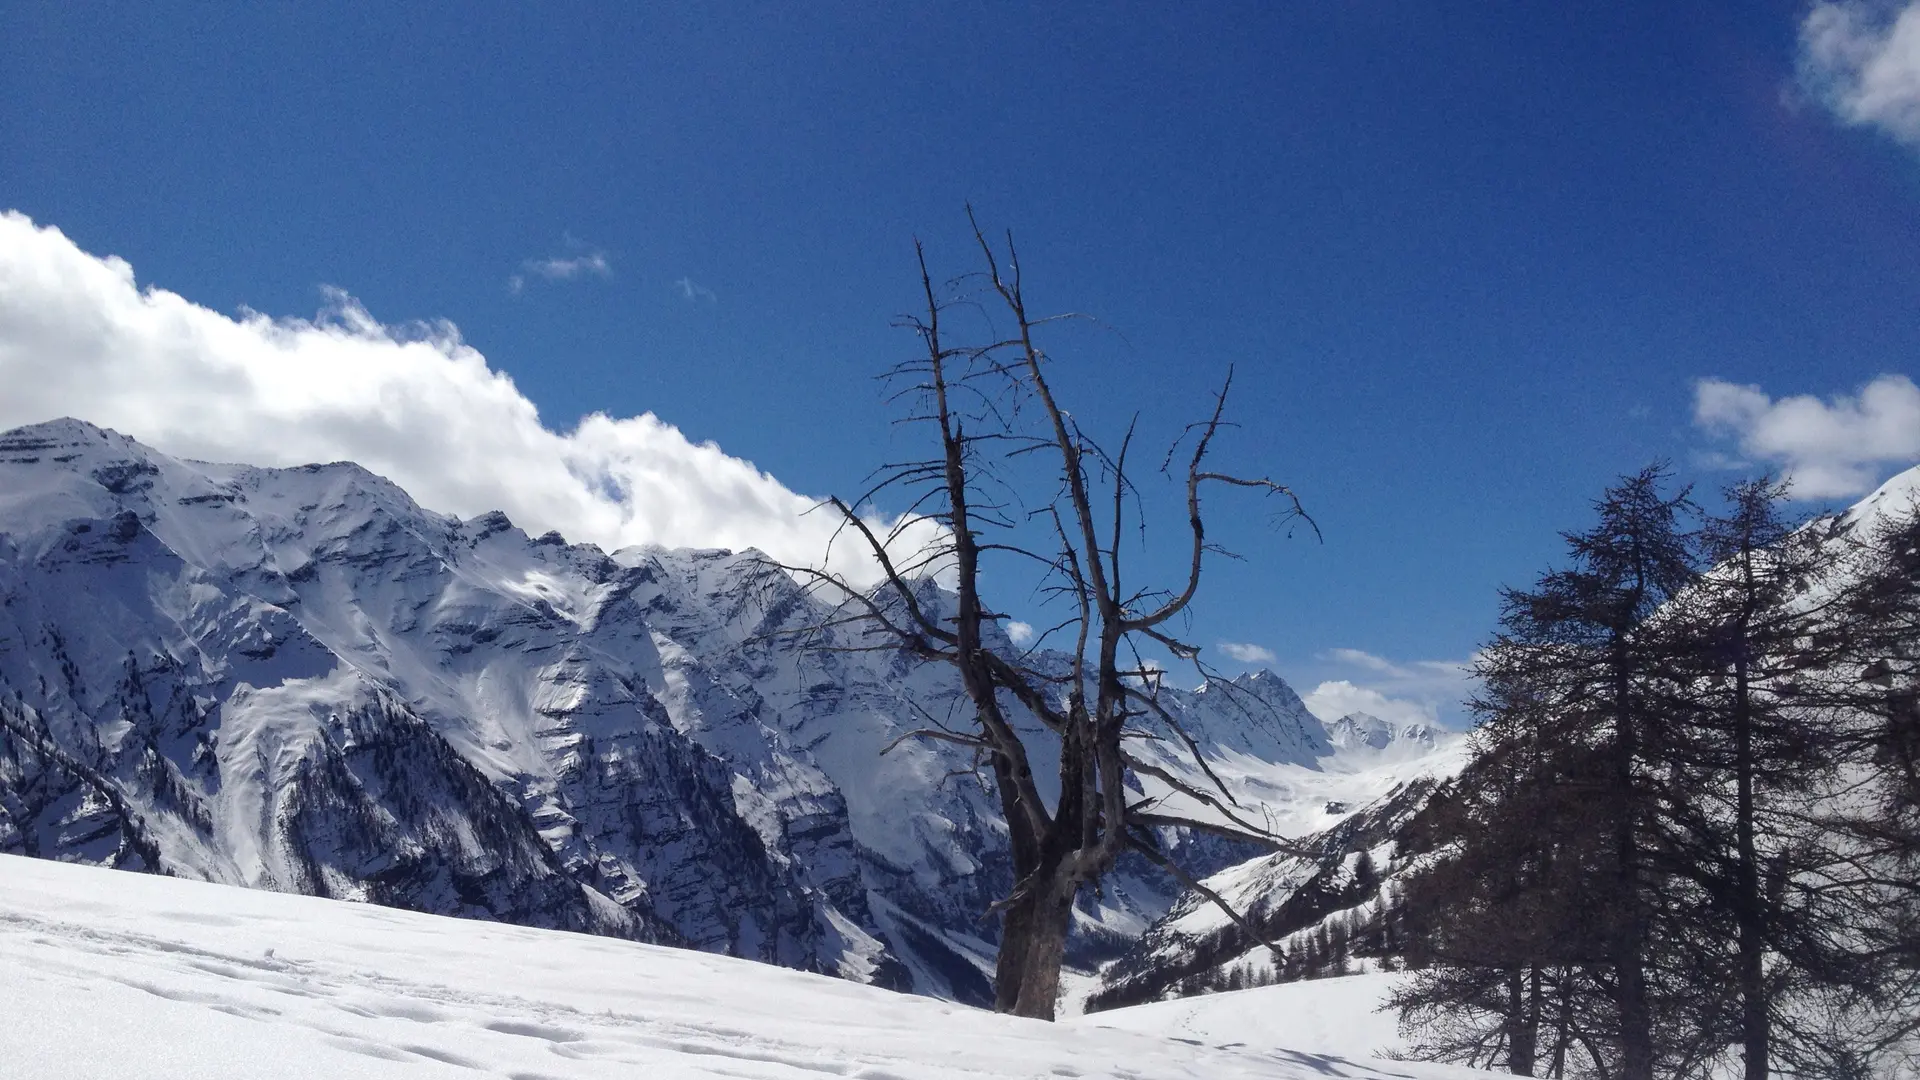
[1080,973,1409,1061]
[0,855,1485,1080]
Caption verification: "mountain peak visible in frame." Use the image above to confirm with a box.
[1324,711,1441,758]
[0,416,146,456]
[1842,461,1920,531]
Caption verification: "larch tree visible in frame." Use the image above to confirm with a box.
[1487,466,1701,1080]
[1659,477,1847,1080]
[1395,467,1713,1078]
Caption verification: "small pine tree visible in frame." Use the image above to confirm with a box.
[1353,849,1380,896]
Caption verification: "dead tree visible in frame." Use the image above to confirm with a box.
[779,213,1311,1020]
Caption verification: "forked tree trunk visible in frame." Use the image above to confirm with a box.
[992,865,1078,1019]
[988,746,1081,1021]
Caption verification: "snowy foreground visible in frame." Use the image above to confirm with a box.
[1083,972,1410,1061]
[0,857,1485,1080]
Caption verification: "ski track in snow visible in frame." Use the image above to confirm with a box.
[0,855,1486,1080]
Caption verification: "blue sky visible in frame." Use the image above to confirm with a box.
[4,2,1919,724]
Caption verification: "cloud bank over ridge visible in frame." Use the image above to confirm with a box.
[1303,649,1474,730]
[1694,374,1920,498]
[0,211,928,585]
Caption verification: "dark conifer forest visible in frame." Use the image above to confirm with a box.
[1383,470,1920,1078]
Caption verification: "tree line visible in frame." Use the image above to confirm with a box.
[1391,468,1920,1079]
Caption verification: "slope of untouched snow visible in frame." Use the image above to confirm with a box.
[1077,973,1410,1062]
[1840,462,1920,530]
[0,855,1487,1080]
[1170,728,1469,840]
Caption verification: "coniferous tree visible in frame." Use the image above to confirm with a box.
[1353,849,1380,896]
[1397,470,1920,1077]
[1656,478,1851,1078]
[1390,731,1617,1075]
[1485,466,1701,1080]
[1815,491,1920,1071]
[1395,467,1713,1078]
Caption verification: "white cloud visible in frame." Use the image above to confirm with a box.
[1323,647,1406,676]
[1693,375,1920,497]
[0,211,937,586]
[528,252,612,281]
[509,244,612,295]
[674,277,718,304]
[1216,641,1278,666]
[1308,649,1476,728]
[1006,621,1035,645]
[1800,1,1920,149]
[1303,680,1437,729]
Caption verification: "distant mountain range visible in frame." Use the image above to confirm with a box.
[0,418,1466,1003]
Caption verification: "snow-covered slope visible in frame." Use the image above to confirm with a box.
[1839,462,1920,531]
[0,854,1491,1080]
[1082,972,1411,1061]
[1087,734,1469,1010]
[0,418,1463,1001]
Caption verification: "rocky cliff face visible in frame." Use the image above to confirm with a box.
[0,418,1458,1002]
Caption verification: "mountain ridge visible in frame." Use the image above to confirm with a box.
[0,417,1460,1001]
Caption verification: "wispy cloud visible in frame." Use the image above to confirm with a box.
[1006,620,1035,646]
[1217,641,1278,666]
[1694,375,1920,497]
[1324,647,1405,676]
[674,276,717,304]
[1305,649,1475,728]
[0,211,938,586]
[508,239,613,295]
[1799,1,1920,150]
[1304,680,1437,728]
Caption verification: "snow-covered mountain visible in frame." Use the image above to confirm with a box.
[1325,711,1441,761]
[1086,737,1469,1010]
[0,418,1461,1001]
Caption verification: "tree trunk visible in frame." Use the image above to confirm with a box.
[992,868,1076,1020]
[1733,655,1769,1080]
[1505,967,1540,1076]
[1612,649,1654,1080]
[1615,865,1653,1080]
[1549,969,1572,1079]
